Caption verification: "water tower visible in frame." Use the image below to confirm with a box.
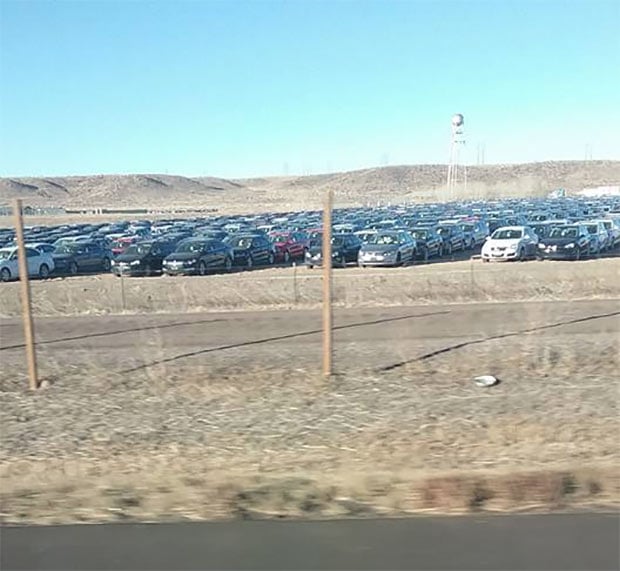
[446,113,467,201]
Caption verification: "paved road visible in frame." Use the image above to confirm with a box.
[1,299,618,374]
[2,514,618,570]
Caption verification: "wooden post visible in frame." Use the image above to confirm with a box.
[120,272,126,312]
[13,199,39,390]
[292,262,298,304]
[322,190,333,377]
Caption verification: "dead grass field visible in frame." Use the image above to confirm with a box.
[1,259,618,524]
[1,331,618,524]
[0,257,618,318]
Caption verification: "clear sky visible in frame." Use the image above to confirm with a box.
[1,0,618,178]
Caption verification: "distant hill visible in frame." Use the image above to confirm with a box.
[1,160,619,213]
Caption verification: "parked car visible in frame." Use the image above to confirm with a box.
[409,228,443,258]
[162,239,234,275]
[225,234,275,268]
[458,220,488,249]
[481,226,538,262]
[583,221,609,253]
[25,242,56,254]
[52,241,112,274]
[354,229,379,244]
[537,225,591,260]
[269,231,307,263]
[305,233,362,268]
[358,231,416,267]
[436,225,466,254]
[111,240,177,277]
[0,246,55,281]
[599,219,620,249]
[111,236,140,257]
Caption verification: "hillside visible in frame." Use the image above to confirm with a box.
[1,160,619,213]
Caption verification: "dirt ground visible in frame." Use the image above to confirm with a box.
[1,297,619,524]
[0,257,618,318]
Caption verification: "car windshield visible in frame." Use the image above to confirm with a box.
[491,229,523,240]
[368,233,399,245]
[55,243,80,254]
[176,241,206,253]
[549,227,578,238]
[124,244,152,256]
[410,230,428,239]
[461,224,474,232]
[227,237,253,248]
[271,235,289,244]
[0,249,12,260]
[585,226,598,234]
[436,227,451,235]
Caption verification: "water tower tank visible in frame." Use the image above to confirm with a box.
[452,113,464,127]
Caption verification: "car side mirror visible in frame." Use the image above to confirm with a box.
[485,236,490,241]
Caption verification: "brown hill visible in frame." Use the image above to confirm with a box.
[1,161,618,213]
[234,160,620,210]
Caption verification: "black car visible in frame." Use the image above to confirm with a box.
[436,225,466,254]
[537,225,591,260]
[225,234,275,268]
[52,241,112,275]
[305,233,362,268]
[409,228,443,259]
[162,239,234,276]
[111,240,177,277]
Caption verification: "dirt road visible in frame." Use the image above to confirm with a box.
[1,299,618,376]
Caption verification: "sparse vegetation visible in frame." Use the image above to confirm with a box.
[0,258,618,317]
[1,160,619,215]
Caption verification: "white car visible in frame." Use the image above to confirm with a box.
[481,226,538,262]
[0,246,55,281]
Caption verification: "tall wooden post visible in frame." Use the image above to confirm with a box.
[13,199,39,390]
[322,190,333,377]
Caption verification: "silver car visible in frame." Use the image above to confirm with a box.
[358,231,417,267]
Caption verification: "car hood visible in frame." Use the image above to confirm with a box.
[115,254,148,263]
[540,237,577,246]
[360,244,400,253]
[484,239,521,249]
[164,253,200,262]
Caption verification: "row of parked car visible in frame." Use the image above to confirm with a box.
[0,196,619,281]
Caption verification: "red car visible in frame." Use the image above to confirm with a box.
[269,231,308,263]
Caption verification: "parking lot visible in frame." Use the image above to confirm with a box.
[1,194,619,284]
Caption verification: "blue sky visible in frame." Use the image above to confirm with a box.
[1,0,618,178]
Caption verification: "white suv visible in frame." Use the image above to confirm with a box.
[0,246,55,281]
[481,226,538,262]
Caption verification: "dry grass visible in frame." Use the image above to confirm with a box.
[1,260,618,524]
[1,461,617,524]
[0,257,618,318]
[1,327,618,524]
